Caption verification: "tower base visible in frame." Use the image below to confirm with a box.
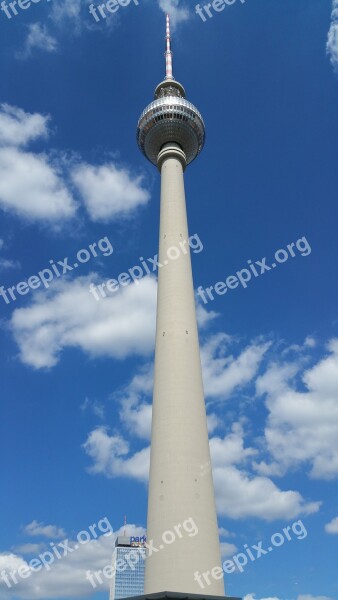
[123,592,241,600]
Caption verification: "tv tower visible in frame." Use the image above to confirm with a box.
[137,15,225,598]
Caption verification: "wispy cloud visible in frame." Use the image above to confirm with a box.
[297,596,333,600]
[327,1,338,72]
[324,516,338,534]
[18,23,58,59]
[0,258,20,272]
[23,520,66,539]
[80,397,105,420]
[0,104,50,148]
[157,0,190,27]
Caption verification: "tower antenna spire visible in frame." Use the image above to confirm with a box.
[165,14,173,80]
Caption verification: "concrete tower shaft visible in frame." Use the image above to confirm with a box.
[145,142,224,595]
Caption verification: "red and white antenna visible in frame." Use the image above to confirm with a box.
[165,14,173,80]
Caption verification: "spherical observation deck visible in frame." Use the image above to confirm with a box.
[137,88,205,167]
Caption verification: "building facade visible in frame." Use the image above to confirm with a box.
[110,536,146,600]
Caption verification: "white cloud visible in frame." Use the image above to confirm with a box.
[11,544,44,555]
[210,422,257,466]
[213,463,319,521]
[201,334,270,400]
[23,521,66,539]
[0,105,76,222]
[71,162,150,222]
[85,361,212,472]
[117,366,153,440]
[298,596,333,600]
[196,302,219,328]
[256,339,338,480]
[115,332,230,441]
[10,289,324,521]
[324,516,338,534]
[10,272,219,370]
[83,412,319,522]
[0,104,151,224]
[114,329,263,443]
[12,0,188,62]
[10,275,157,369]
[244,595,281,600]
[0,104,49,148]
[218,526,235,538]
[120,400,152,440]
[50,0,83,23]
[0,148,76,221]
[282,335,316,356]
[48,0,120,33]
[305,336,316,348]
[220,541,237,558]
[0,525,145,599]
[81,335,320,521]
[211,424,320,521]
[244,594,329,600]
[9,274,325,523]
[327,1,338,72]
[0,239,17,270]
[0,258,20,272]
[20,23,57,58]
[83,427,150,482]
[207,413,221,434]
[158,0,190,26]
[80,397,105,420]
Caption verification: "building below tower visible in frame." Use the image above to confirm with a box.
[110,535,146,600]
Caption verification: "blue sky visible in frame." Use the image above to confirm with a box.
[0,1,338,600]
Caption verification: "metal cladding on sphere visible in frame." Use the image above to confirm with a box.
[137,96,205,166]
